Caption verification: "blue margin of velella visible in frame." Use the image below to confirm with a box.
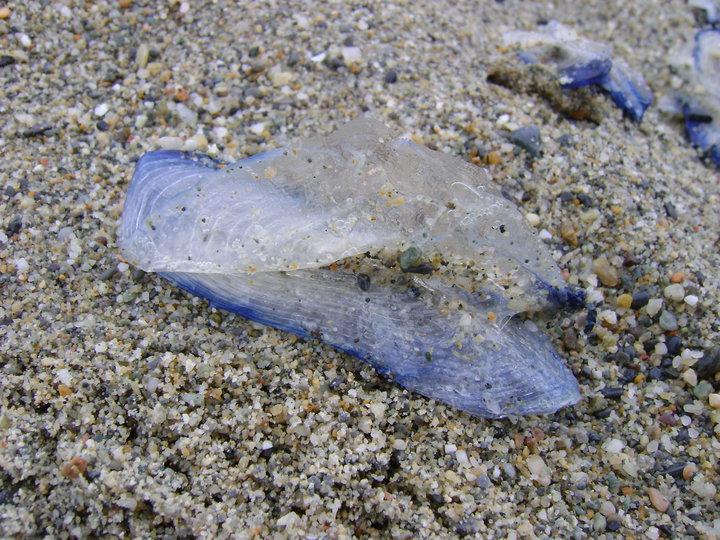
[160,272,370,362]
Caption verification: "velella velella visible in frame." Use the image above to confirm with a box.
[119,118,583,418]
[665,29,720,167]
[502,21,653,121]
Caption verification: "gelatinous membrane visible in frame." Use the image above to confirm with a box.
[119,118,582,418]
[668,30,720,166]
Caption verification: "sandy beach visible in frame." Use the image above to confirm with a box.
[1,0,719,537]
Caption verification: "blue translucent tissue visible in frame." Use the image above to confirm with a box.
[119,118,583,418]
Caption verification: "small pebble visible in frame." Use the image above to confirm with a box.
[664,201,679,219]
[341,46,362,65]
[158,136,184,150]
[525,212,540,227]
[600,500,616,517]
[184,133,208,152]
[599,309,617,325]
[693,380,713,399]
[15,258,29,273]
[709,393,720,409]
[271,70,294,87]
[670,272,685,283]
[631,290,650,309]
[509,125,542,157]
[0,6,10,19]
[94,103,110,117]
[695,347,720,379]
[356,273,371,291]
[663,284,685,302]
[681,368,697,387]
[616,293,632,309]
[525,455,551,486]
[658,310,678,331]
[136,44,149,69]
[647,487,670,513]
[384,69,398,84]
[592,257,618,287]
[399,246,432,274]
[603,438,625,454]
[682,463,698,481]
[684,294,698,306]
[646,298,663,317]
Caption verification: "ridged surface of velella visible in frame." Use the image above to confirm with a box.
[119,118,582,418]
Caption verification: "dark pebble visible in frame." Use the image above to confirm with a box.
[96,120,110,132]
[132,268,147,282]
[695,347,720,379]
[343,36,354,46]
[600,387,624,399]
[99,267,118,280]
[403,263,433,274]
[560,191,574,203]
[584,307,597,334]
[577,193,593,206]
[593,408,611,419]
[0,55,15,68]
[620,367,638,384]
[259,446,277,459]
[245,87,261,99]
[456,518,482,536]
[647,367,663,381]
[662,462,687,479]
[666,335,682,356]
[563,328,578,350]
[356,273,371,291]
[623,254,640,267]
[631,290,650,309]
[21,125,52,138]
[606,519,621,532]
[508,125,542,157]
[248,46,260,57]
[428,493,444,507]
[557,134,574,147]
[6,216,22,236]
[664,201,679,219]
[287,51,300,66]
[383,69,398,84]
[325,56,344,70]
